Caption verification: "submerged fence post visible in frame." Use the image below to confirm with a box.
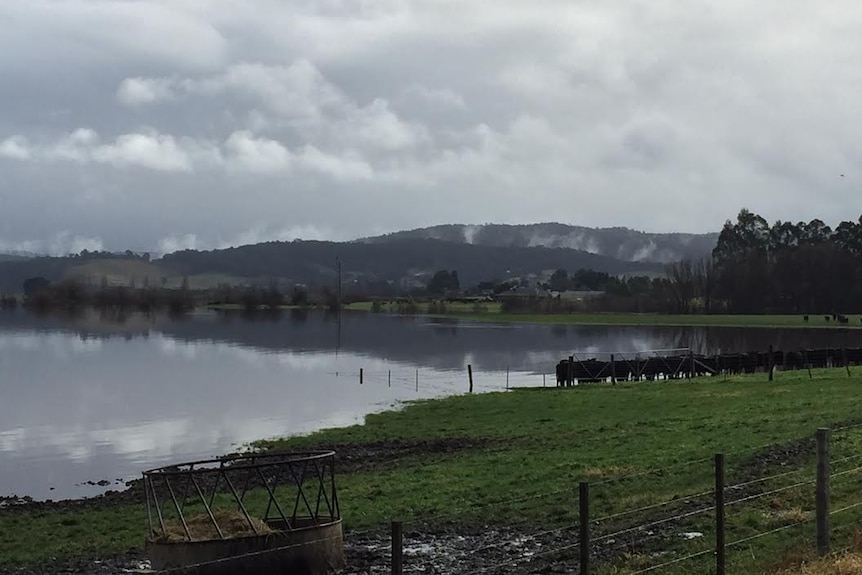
[391,520,403,575]
[415,369,418,392]
[579,481,590,575]
[715,454,726,575]
[388,369,391,387]
[506,366,509,390]
[816,427,831,556]
[468,364,473,394]
[360,368,363,385]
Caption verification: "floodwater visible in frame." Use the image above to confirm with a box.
[1,309,861,501]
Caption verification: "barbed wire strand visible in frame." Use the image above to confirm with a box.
[831,421,862,433]
[726,467,814,492]
[830,501,862,517]
[470,538,584,575]
[466,526,579,556]
[625,547,714,575]
[724,479,814,509]
[830,464,862,480]
[592,455,716,486]
[593,489,714,524]
[725,516,814,549]
[593,505,714,544]
[829,452,862,466]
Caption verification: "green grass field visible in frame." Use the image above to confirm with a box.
[345,301,862,329]
[4,368,862,573]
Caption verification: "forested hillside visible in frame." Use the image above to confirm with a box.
[361,223,718,263]
[160,239,662,289]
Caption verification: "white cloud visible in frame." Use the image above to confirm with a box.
[0,232,103,256]
[296,145,374,181]
[89,132,194,171]
[158,233,199,254]
[117,77,176,106]
[224,130,292,173]
[0,136,31,160]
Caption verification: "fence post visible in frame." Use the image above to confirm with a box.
[415,369,418,392]
[688,349,694,379]
[579,481,590,575]
[391,520,403,575]
[568,355,574,387]
[805,349,812,379]
[468,364,473,394]
[715,454,726,575]
[388,369,391,387]
[360,368,364,385]
[610,354,616,385]
[844,348,851,377]
[768,345,774,382]
[816,427,831,556]
[543,373,546,387]
[506,366,509,390]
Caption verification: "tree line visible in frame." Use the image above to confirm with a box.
[666,209,862,314]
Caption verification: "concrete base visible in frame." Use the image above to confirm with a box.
[146,517,344,575]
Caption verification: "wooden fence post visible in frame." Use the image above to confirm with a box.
[816,427,831,556]
[568,355,575,387]
[506,366,509,390]
[610,354,616,385]
[391,520,403,575]
[388,369,391,387]
[415,369,418,392]
[805,349,812,379]
[844,348,851,377]
[715,454,726,575]
[360,368,363,385]
[468,364,473,394]
[580,482,590,575]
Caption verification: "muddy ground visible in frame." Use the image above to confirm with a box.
[0,431,842,574]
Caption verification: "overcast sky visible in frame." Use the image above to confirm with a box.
[1,0,860,254]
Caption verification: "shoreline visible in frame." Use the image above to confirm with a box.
[5,368,862,573]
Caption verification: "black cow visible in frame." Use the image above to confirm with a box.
[556,360,568,387]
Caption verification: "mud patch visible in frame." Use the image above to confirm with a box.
[291,437,503,474]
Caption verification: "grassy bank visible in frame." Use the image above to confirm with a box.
[4,368,862,573]
[345,302,862,328]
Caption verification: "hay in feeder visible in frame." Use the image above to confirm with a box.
[154,509,275,542]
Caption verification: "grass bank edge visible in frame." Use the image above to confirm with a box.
[344,303,862,329]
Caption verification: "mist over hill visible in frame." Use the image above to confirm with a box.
[0,223,718,293]
[360,223,718,264]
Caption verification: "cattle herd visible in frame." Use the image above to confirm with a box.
[554,347,862,386]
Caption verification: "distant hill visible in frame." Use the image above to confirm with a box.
[0,223,712,293]
[160,239,663,290]
[360,223,718,264]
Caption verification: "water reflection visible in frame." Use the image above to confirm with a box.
[2,309,862,501]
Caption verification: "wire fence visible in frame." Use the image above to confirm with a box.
[327,424,862,575]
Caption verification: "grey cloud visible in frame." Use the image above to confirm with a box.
[2,0,862,253]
